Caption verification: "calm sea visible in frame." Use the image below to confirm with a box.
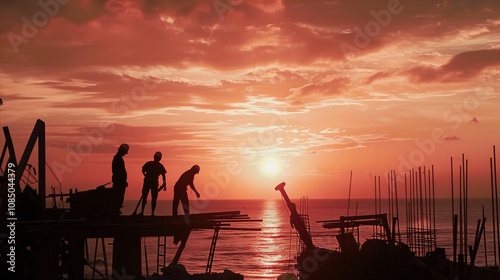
[85,198,500,280]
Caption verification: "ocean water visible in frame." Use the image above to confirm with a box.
[85,198,500,280]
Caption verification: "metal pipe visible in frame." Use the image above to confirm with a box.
[418,167,425,256]
[493,145,500,267]
[347,170,352,216]
[423,166,429,252]
[394,171,400,242]
[490,157,498,267]
[451,157,457,273]
[388,172,392,224]
[483,206,488,268]
[459,166,463,256]
[432,165,436,249]
[275,182,314,249]
[404,173,409,244]
[374,175,377,238]
[465,158,468,264]
[453,214,458,280]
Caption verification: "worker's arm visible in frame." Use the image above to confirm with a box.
[159,173,166,190]
[189,183,200,198]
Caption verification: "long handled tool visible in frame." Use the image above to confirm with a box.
[132,182,167,215]
[132,194,145,215]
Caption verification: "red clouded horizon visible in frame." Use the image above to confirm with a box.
[1,0,499,201]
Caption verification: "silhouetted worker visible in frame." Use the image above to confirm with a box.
[138,151,167,216]
[172,165,200,216]
[112,143,129,214]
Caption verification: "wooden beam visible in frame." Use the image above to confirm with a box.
[68,238,84,280]
[112,235,142,279]
[172,229,191,265]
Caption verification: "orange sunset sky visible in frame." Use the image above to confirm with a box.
[1,0,499,201]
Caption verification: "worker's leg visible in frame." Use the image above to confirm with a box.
[172,191,180,216]
[151,186,158,215]
[179,191,189,215]
[140,183,149,214]
[117,185,126,206]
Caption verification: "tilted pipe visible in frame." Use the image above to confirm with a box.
[275,182,315,250]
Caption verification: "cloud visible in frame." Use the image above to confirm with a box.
[366,48,500,84]
[2,0,499,76]
[320,128,342,134]
[406,49,500,83]
[2,0,500,199]
[287,76,351,104]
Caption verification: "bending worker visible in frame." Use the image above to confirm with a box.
[172,165,200,216]
[139,151,167,216]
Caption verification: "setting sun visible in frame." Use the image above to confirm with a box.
[259,157,282,177]
[0,0,498,201]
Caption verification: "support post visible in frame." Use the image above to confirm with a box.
[68,238,84,280]
[172,229,192,265]
[113,235,142,279]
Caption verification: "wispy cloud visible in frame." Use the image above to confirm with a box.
[1,0,499,197]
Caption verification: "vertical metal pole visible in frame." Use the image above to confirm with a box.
[451,158,456,278]
[453,214,458,280]
[493,145,500,268]
[102,238,109,280]
[143,237,149,278]
[388,172,392,224]
[451,157,455,229]
[423,166,429,252]
[432,165,436,249]
[483,206,488,268]
[404,173,409,244]
[459,166,463,256]
[412,168,417,254]
[374,175,377,238]
[38,120,46,219]
[464,157,468,264]
[491,157,498,268]
[394,171,400,242]
[419,167,424,256]
[374,175,377,214]
[92,239,99,280]
[378,175,382,222]
[427,168,432,252]
[410,170,414,251]
[347,170,352,216]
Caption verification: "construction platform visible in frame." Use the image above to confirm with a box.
[0,120,261,280]
[11,211,261,280]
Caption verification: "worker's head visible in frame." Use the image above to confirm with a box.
[118,143,129,154]
[191,164,200,174]
[154,151,162,161]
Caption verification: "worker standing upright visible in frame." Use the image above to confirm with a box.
[139,151,166,216]
[112,143,129,215]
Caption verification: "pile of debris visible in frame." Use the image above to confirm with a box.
[148,264,244,280]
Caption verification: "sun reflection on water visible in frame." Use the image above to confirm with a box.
[254,199,293,278]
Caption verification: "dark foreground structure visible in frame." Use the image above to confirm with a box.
[0,120,259,280]
[275,182,500,280]
[9,210,257,280]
